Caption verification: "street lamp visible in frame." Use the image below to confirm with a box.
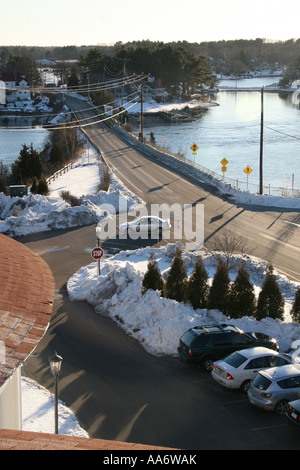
[49,352,63,434]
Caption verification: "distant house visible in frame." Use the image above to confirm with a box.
[0,80,5,105]
[0,73,31,104]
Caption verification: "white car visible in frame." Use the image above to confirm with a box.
[119,216,171,239]
[211,347,292,392]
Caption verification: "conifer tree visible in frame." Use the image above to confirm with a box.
[291,288,300,323]
[142,253,164,295]
[228,264,256,318]
[37,177,49,195]
[164,246,187,302]
[187,256,209,309]
[207,259,230,314]
[256,263,284,321]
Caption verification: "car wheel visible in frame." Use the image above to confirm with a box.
[275,399,289,415]
[201,356,215,372]
[240,380,251,393]
[127,227,134,238]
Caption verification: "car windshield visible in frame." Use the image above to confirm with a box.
[252,373,272,390]
[223,352,247,368]
[180,330,197,346]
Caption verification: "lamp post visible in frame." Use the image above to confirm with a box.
[49,352,63,434]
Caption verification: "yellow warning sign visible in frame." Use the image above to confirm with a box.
[244,165,253,175]
[220,157,229,166]
[222,166,227,172]
[190,143,199,152]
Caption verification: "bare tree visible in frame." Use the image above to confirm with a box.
[211,228,252,270]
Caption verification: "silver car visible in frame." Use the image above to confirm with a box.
[119,216,171,239]
[247,364,300,414]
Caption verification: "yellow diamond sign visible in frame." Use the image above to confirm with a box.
[190,143,199,152]
[220,157,229,166]
[244,165,253,175]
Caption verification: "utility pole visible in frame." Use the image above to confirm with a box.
[259,87,264,195]
[140,84,144,143]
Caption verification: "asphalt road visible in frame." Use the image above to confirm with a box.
[21,97,300,450]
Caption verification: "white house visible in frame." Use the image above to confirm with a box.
[0,74,31,104]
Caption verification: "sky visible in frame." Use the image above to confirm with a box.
[1,0,300,47]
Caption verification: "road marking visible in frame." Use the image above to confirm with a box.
[285,220,300,228]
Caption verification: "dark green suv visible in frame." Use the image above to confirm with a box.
[178,323,279,371]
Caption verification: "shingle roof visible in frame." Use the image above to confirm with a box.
[0,429,175,450]
[0,233,55,387]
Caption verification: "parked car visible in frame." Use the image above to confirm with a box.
[286,399,300,431]
[178,323,279,371]
[119,216,171,238]
[211,347,292,392]
[247,364,300,414]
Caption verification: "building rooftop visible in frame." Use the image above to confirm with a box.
[0,234,55,387]
[0,429,175,450]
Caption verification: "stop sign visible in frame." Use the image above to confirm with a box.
[91,247,104,260]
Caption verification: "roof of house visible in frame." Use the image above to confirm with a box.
[0,429,176,450]
[0,234,55,387]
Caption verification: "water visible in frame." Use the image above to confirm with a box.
[141,77,300,192]
[0,117,49,168]
[1,77,300,192]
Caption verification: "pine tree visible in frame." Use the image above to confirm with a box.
[228,264,256,318]
[291,288,300,323]
[142,253,164,295]
[164,246,187,302]
[256,263,284,321]
[11,144,43,184]
[37,177,49,196]
[207,259,230,314]
[187,256,209,309]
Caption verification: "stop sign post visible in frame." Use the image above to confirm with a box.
[91,247,104,260]
[91,246,103,275]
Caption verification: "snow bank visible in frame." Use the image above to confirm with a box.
[67,244,300,356]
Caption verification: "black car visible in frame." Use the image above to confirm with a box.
[286,399,300,431]
[178,323,279,371]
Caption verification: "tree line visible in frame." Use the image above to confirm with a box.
[142,246,300,323]
[1,38,300,93]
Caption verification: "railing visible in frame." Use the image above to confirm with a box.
[191,161,300,198]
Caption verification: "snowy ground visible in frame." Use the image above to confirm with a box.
[1,105,300,437]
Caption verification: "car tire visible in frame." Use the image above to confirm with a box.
[275,399,289,415]
[201,356,215,372]
[240,380,251,393]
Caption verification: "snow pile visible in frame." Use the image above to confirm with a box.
[21,376,88,437]
[67,243,300,356]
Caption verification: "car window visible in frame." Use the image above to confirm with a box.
[149,218,158,225]
[213,334,230,345]
[245,356,270,370]
[194,335,210,347]
[223,352,247,368]
[226,332,251,344]
[180,330,196,346]
[269,356,290,367]
[252,373,272,390]
[278,376,300,389]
